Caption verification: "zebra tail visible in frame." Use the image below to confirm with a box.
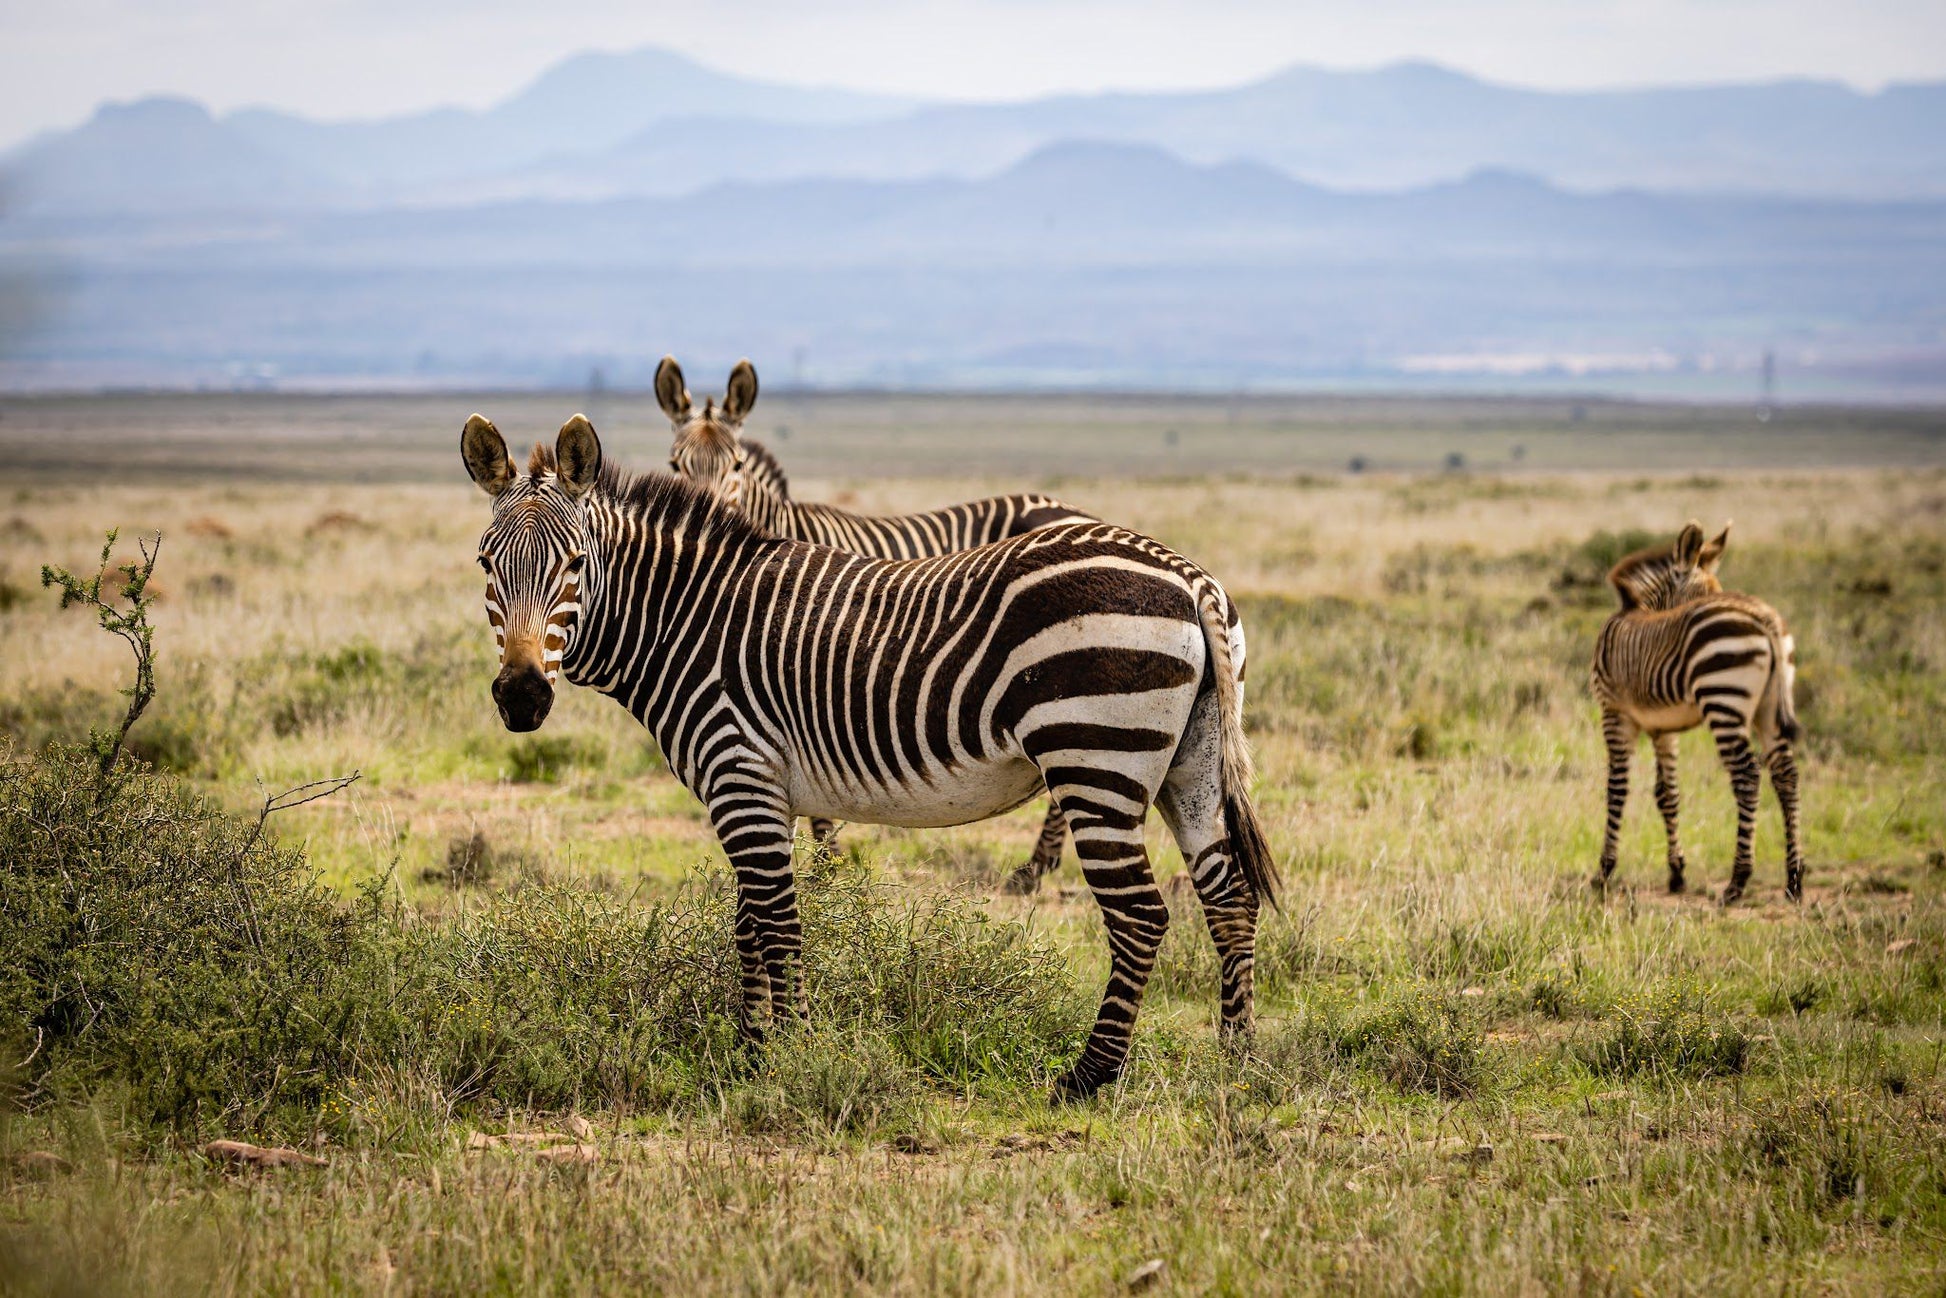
[1762,631,1801,745]
[1197,589,1280,910]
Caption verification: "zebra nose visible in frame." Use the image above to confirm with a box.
[491,663,553,732]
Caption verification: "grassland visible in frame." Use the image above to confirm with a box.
[1,395,1945,1294]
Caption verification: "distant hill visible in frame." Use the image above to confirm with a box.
[6,50,1946,216]
[8,142,1942,391]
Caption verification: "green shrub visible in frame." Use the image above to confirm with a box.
[722,1025,925,1139]
[0,742,1083,1138]
[0,740,396,1132]
[1331,989,1482,1098]
[1578,983,1753,1079]
[505,734,604,783]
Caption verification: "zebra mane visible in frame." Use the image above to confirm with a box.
[516,440,760,544]
[594,454,764,544]
[1606,540,1691,612]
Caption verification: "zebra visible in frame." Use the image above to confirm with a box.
[657,355,1098,893]
[1591,520,1804,904]
[460,412,1279,1098]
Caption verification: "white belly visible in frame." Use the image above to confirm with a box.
[1624,701,1705,733]
[789,754,1048,830]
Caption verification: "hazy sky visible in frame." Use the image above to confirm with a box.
[4,0,1944,147]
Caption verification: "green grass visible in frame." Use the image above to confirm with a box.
[2,454,1945,1293]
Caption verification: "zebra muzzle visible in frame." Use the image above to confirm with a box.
[492,662,553,732]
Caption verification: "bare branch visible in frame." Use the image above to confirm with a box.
[264,772,363,816]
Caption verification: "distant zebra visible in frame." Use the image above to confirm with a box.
[1592,521,1804,903]
[461,413,1278,1097]
[657,356,1097,893]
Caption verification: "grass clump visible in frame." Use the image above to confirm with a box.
[801,856,1088,1083]
[1328,988,1482,1098]
[1578,981,1754,1079]
[722,1025,925,1139]
[505,734,605,783]
[1739,1092,1879,1206]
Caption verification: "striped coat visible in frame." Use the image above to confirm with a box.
[658,356,1096,891]
[461,413,1278,1098]
[1591,521,1804,903]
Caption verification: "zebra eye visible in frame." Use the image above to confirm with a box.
[669,457,681,471]
[477,555,491,573]
[564,552,586,575]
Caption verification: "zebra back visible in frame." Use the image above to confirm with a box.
[733,441,1095,559]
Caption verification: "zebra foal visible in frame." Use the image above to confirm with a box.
[1591,521,1804,904]
[461,412,1279,1098]
[658,355,1095,892]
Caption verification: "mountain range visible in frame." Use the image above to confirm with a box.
[6,51,1946,216]
[2,47,1944,395]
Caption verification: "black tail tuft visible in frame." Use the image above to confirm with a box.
[1224,788,1280,911]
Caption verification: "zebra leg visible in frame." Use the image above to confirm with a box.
[1155,774,1259,1044]
[1154,684,1258,1042]
[1710,725,1763,905]
[1765,740,1806,901]
[806,816,840,857]
[1596,709,1638,894]
[1651,731,1687,894]
[1044,778,1170,1100]
[1002,800,1068,895]
[708,782,807,1035]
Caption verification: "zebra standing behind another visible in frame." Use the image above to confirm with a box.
[1592,520,1804,904]
[461,412,1278,1098]
[657,355,1097,892]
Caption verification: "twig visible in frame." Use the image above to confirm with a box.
[228,771,363,953]
[264,773,363,815]
[41,529,162,782]
[14,1026,44,1071]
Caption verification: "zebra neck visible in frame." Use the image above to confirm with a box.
[736,475,794,536]
[558,492,764,721]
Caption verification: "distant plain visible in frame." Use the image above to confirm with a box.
[1,392,1943,1293]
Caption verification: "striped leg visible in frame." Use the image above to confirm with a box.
[1596,708,1639,894]
[1002,801,1069,895]
[1765,740,1805,901]
[805,816,840,857]
[1710,725,1763,905]
[707,777,807,1034]
[1155,690,1258,1041]
[1045,776,1170,1100]
[1651,731,1688,894]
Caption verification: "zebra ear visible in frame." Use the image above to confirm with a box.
[1673,521,1706,568]
[1699,521,1731,573]
[555,414,603,499]
[655,356,691,424]
[461,414,514,498]
[722,359,759,423]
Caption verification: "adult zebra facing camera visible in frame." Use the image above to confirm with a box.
[461,411,1278,1098]
[656,355,1096,893]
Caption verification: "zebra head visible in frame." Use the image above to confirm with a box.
[657,355,758,505]
[460,413,604,733]
[1607,520,1730,611]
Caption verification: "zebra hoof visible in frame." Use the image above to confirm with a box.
[1590,872,1612,898]
[1718,885,1744,908]
[1667,874,1686,896]
[1786,878,1804,903]
[1001,865,1042,896]
[1050,1066,1111,1103]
